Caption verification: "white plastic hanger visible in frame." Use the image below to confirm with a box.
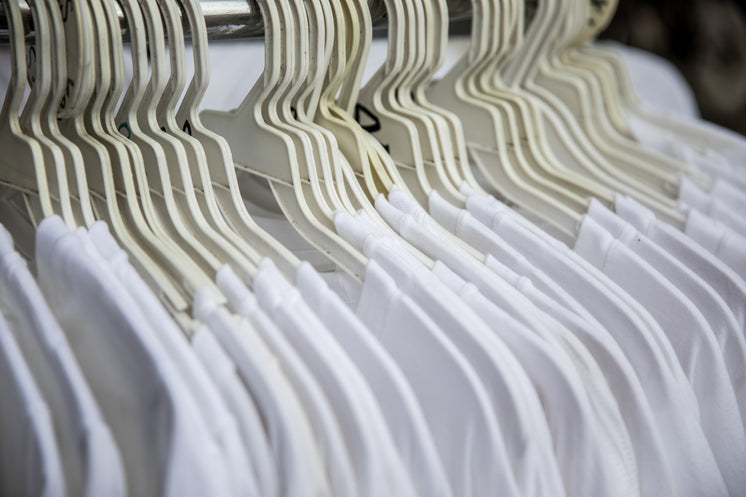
[498,0,687,228]
[114,0,228,299]
[60,0,195,316]
[202,0,369,280]
[15,0,77,227]
[506,0,692,198]
[36,0,97,228]
[427,0,585,241]
[155,0,263,282]
[0,0,55,226]
[173,0,302,279]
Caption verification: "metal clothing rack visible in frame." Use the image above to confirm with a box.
[0,0,474,44]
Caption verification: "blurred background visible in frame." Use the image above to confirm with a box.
[600,0,746,135]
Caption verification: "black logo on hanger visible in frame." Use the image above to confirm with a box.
[353,104,391,154]
[290,107,298,120]
[354,104,382,133]
[59,79,74,111]
[182,120,192,136]
[118,122,132,139]
[59,0,72,22]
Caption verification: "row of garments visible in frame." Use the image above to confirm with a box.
[0,0,745,495]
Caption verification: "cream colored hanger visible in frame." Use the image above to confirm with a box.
[174,0,302,279]
[62,0,193,316]
[201,0,369,280]
[314,0,400,201]
[116,0,241,282]
[0,0,55,227]
[154,0,262,282]
[355,0,436,205]
[36,0,97,228]
[463,0,609,209]
[574,0,746,161]
[114,0,226,298]
[499,0,687,228]
[427,0,585,242]
[16,0,77,227]
[514,0,705,200]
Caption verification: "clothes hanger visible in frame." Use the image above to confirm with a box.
[499,0,687,229]
[114,0,228,299]
[0,0,56,228]
[392,0,468,204]
[414,0,486,194]
[115,0,242,283]
[201,0,369,280]
[48,0,194,317]
[154,0,263,282]
[173,0,302,279]
[427,0,585,242]
[546,0,713,191]
[35,0,97,228]
[463,0,613,208]
[572,0,746,160]
[313,0,402,202]
[467,0,607,201]
[509,0,701,199]
[357,0,461,205]
[16,0,77,228]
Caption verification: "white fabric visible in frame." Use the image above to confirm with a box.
[294,262,455,497]
[0,225,124,497]
[378,190,639,497]
[192,287,329,497]
[679,177,746,237]
[614,194,746,332]
[191,326,277,497]
[461,186,730,497]
[587,200,746,426]
[215,265,359,497]
[346,258,518,497]
[85,224,258,497]
[0,311,65,497]
[35,216,231,497]
[427,193,677,497]
[710,178,746,213]
[250,259,419,497]
[337,209,629,497]
[574,216,746,496]
[685,209,746,280]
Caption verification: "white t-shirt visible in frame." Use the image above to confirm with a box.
[685,209,746,280]
[427,193,677,497]
[0,311,65,497]
[85,224,258,497]
[35,216,232,497]
[586,200,746,426]
[191,326,278,497]
[710,178,746,214]
[215,265,359,497]
[337,210,628,497]
[614,194,746,333]
[375,192,639,497]
[192,287,329,497]
[0,225,124,497]
[348,259,523,497]
[250,259,418,497]
[427,191,598,324]
[679,177,746,237]
[460,187,730,497]
[294,262,455,497]
[574,216,746,496]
